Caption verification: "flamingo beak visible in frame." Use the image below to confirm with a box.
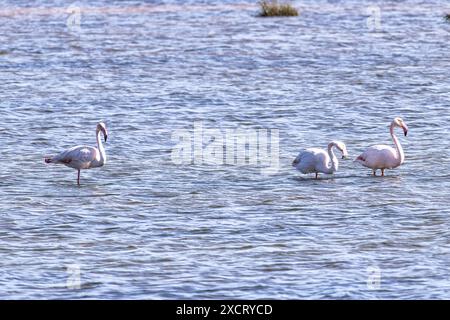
[292,159,299,167]
[402,124,408,136]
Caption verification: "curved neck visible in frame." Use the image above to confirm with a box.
[325,144,339,174]
[96,129,106,163]
[390,123,404,165]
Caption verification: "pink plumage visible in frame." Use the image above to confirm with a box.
[355,117,408,176]
[44,122,108,185]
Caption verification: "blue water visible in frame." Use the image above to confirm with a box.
[0,0,449,299]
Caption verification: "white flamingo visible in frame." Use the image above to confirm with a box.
[45,122,108,185]
[292,141,348,179]
[355,117,408,176]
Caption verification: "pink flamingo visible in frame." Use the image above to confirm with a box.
[292,141,348,179]
[355,117,408,176]
[45,122,108,185]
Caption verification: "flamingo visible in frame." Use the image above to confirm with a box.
[292,141,348,179]
[355,117,408,176]
[45,122,108,185]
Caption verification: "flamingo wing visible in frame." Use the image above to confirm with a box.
[294,148,328,174]
[51,145,100,169]
[356,145,398,169]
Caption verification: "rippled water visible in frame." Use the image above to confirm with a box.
[0,0,449,299]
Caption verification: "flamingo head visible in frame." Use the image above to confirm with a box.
[393,117,408,136]
[97,121,108,142]
[292,155,300,167]
[330,141,348,159]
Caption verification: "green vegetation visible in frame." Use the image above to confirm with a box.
[258,1,299,17]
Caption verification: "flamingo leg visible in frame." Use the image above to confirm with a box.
[381,169,385,177]
[315,172,318,179]
[77,169,80,185]
[373,170,377,176]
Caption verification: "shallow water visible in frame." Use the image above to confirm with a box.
[0,0,450,299]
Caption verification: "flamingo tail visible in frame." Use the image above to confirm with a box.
[354,154,365,163]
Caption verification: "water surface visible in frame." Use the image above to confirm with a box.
[0,0,449,299]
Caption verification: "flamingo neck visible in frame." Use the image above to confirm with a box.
[326,144,339,174]
[96,129,106,164]
[390,123,404,165]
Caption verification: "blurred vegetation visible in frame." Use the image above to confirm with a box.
[258,1,299,17]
